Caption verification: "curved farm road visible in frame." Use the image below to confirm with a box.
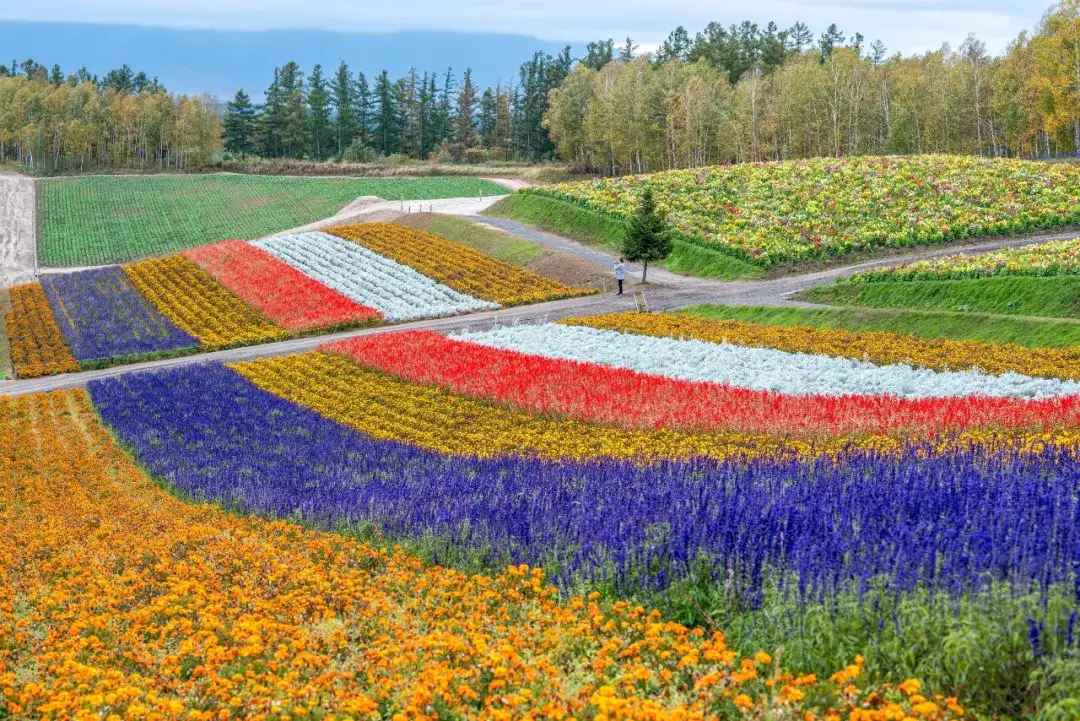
[6,200,1080,396]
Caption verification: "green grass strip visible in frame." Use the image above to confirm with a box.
[484,192,762,280]
[678,303,1080,349]
[39,174,506,266]
[805,276,1080,321]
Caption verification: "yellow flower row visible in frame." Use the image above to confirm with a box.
[851,238,1080,282]
[0,389,962,720]
[231,351,1080,463]
[4,283,79,378]
[564,311,1080,381]
[329,222,595,306]
[123,255,287,348]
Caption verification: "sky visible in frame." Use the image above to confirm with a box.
[1,0,1049,55]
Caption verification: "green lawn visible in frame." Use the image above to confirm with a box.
[678,303,1080,348]
[805,276,1080,320]
[38,174,506,266]
[484,192,762,280]
[396,214,543,266]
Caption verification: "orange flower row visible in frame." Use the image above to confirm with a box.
[123,255,287,348]
[4,283,79,378]
[329,222,595,306]
[0,388,962,720]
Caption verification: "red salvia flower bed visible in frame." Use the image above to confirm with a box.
[183,240,382,331]
[323,330,1080,437]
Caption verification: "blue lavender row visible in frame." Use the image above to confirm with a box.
[88,362,1080,601]
[41,267,197,362]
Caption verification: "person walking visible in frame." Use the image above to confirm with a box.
[614,257,626,295]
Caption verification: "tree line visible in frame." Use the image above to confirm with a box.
[223,50,573,164]
[546,2,1080,173]
[0,60,221,171]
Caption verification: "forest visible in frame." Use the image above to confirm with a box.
[0,60,221,171]
[1,1,1079,173]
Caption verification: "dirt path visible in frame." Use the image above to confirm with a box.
[0,174,37,286]
[476,216,1080,304]
[261,195,509,239]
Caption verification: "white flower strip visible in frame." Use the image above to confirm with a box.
[454,324,1080,400]
[254,232,499,322]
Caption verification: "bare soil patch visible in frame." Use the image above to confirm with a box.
[0,174,37,286]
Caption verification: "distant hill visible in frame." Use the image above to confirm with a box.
[0,21,579,100]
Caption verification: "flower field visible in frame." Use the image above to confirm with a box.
[10,303,1080,716]
[182,240,382,332]
[5,390,957,720]
[849,237,1080,282]
[2,224,587,378]
[329,223,589,306]
[537,155,1080,265]
[254,232,500,321]
[41,267,198,361]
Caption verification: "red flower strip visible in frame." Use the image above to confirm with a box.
[183,241,382,331]
[323,330,1080,437]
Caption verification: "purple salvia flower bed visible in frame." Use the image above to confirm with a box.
[89,361,1080,601]
[41,266,197,362]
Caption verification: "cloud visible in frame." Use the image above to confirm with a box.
[2,0,1046,54]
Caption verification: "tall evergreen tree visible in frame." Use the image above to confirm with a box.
[331,61,357,156]
[278,62,308,157]
[618,37,638,62]
[819,24,846,61]
[789,22,814,52]
[656,27,692,63]
[622,189,673,283]
[583,39,614,70]
[454,68,479,147]
[353,71,373,144]
[259,68,285,156]
[478,87,498,148]
[434,67,456,149]
[223,89,257,158]
[307,64,330,159]
[373,70,398,155]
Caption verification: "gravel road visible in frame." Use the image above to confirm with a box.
[0,174,36,286]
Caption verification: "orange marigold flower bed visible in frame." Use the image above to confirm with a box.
[4,283,79,378]
[0,388,963,720]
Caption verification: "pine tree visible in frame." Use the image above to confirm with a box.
[583,39,614,70]
[657,27,691,63]
[278,62,307,157]
[789,22,814,52]
[478,88,497,148]
[331,61,357,156]
[373,70,398,155]
[454,68,479,148]
[307,64,331,160]
[621,189,673,283]
[223,89,256,158]
[353,71,372,144]
[259,68,285,156]
[618,37,638,62]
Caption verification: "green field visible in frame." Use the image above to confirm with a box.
[679,303,1080,348]
[484,193,763,280]
[38,174,506,266]
[805,276,1080,320]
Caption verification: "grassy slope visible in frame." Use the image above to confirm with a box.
[806,276,1080,320]
[396,213,543,266]
[39,175,505,266]
[679,303,1080,349]
[484,193,762,280]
